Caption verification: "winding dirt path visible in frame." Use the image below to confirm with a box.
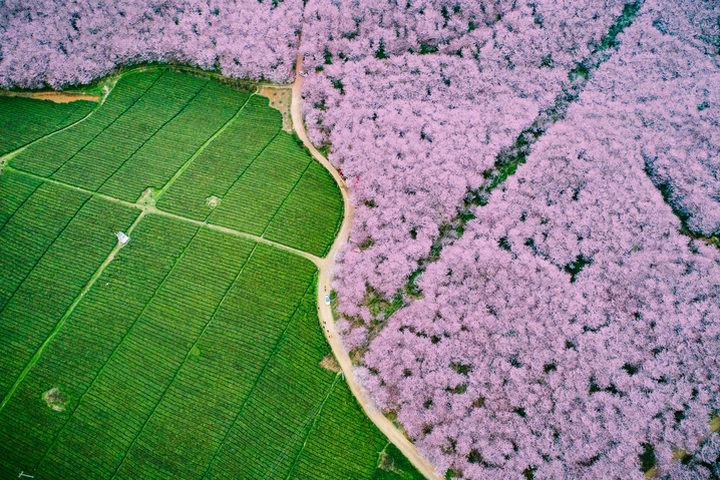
[291,54,442,480]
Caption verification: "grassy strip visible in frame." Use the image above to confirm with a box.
[93,79,210,193]
[6,166,141,209]
[0,97,97,156]
[0,67,411,479]
[34,222,202,470]
[0,100,103,166]
[200,129,281,215]
[199,276,315,478]
[0,190,92,316]
[282,373,341,480]
[6,166,320,265]
[108,242,260,479]
[45,72,164,178]
[260,156,314,237]
[0,174,43,232]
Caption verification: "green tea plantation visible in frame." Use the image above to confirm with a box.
[0,69,422,480]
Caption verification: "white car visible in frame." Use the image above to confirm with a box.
[324,294,331,305]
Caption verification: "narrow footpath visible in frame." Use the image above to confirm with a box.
[290,53,443,480]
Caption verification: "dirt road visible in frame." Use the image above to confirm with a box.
[291,53,442,480]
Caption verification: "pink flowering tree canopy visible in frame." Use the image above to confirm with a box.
[0,0,303,88]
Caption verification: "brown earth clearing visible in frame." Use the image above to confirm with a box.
[0,91,99,103]
[258,85,293,132]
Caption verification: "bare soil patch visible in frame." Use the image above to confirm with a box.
[138,188,156,207]
[711,415,720,433]
[378,451,394,470]
[1,91,99,104]
[258,86,292,132]
[320,353,341,373]
[42,387,67,412]
[206,195,220,208]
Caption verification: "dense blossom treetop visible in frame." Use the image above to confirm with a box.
[352,3,720,478]
[301,0,629,319]
[300,0,627,71]
[0,0,302,87]
[303,53,539,315]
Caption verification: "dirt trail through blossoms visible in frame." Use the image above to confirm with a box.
[291,53,442,480]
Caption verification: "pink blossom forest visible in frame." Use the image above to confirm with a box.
[2,0,719,478]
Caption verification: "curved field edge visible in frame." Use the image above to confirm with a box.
[291,58,443,479]
[0,70,421,479]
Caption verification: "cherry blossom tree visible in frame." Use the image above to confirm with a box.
[353,4,720,478]
[0,0,303,88]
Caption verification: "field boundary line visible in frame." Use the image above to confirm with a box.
[266,368,343,478]
[0,176,44,232]
[0,210,145,414]
[260,156,314,238]
[282,372,341,480]
[46,71,165,178]
[6,167,320,266]
[200,278,316,479]
[0,191,92,316]
[34,222,203,471]
[5,167,138,209]
[109,242,260,480]
[291,52,442,479]
[204,128,281,215]
[95,78,210,194]
[376,441,392,466]
[154,91,255,200]
[148,208,322,266]
[55,102,95,126]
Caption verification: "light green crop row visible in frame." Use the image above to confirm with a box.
[13,71,164,178]
[156,95,281,220]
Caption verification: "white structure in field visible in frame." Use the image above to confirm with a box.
[116,231,129,245]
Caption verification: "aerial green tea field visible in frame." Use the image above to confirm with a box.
[0,69,421,479]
